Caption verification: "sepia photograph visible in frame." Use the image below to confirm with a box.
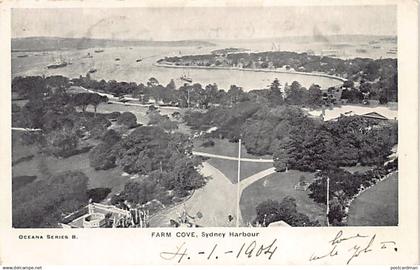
[9,4,400,231]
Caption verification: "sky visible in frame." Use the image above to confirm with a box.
[12,6,397,40]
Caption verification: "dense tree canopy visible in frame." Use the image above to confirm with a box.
[254,197,320,227]
[13,171,89,228]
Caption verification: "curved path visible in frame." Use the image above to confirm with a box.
[149,162,240,227]
[239,167,276,194]
[149,152,277,227]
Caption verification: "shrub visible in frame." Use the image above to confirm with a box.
[201,140,215,147]
[101,129,121,145]
[45,130,79,158]
[87,188,112,202]
[117,112,137,128]
[107,111,121,120]
[89,143,117,170]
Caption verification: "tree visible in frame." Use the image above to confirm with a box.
[72,93,91,113]
[45,129,79,158]
[87,188,112,203]
[379,94,388,104]
[13,171,89,228]
[254,199,281,226]
[89,93,108,116]
[268,78,284,106]
[307,84,322,107]
[273,138,292,172]
[117,112,137,128]
[147,77,159,88]
[89,142,117,170]
[12,76,48,99]
[166,79,176,90]
[286,81,308,105]
[328,196,346,225]
[101,129,121,145]
[254,197,319,227]
[227,85,246,105]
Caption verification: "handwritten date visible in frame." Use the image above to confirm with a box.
[160,239,277,263]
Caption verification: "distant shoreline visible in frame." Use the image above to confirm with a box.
[154,62,346,83]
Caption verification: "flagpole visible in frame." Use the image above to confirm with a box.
[236,138,241,227]
[326,176,330,227]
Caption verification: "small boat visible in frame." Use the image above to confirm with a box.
[47,62,68,69]
[83,52,93,58]
[17,54,28,58]
[88,68,97,73]
[180,74,192,83]
[115,58,120,61]
[136,58,143,62]
[94,49,104,53]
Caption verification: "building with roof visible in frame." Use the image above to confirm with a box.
[60,202,149,228]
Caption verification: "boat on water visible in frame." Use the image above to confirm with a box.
[83,52,93,58]
[94,49,104,53]
[356,49,367,53]
[180,74,192,83]
[136,58,143,62]
[17,54,28,58]
[47,54,70,69]
[47,62,68,69]
[115,58,120,61]
[88,68,97,73]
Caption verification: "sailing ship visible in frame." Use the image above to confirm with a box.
[271,42,281,51]
[180,73,192,83]
[47,55,68,69]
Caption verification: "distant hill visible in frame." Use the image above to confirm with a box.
[11,37,216,52]
[212,34,397,44]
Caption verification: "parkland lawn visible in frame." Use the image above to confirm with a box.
[240,170,327,226]
[194,138,273,183]
[12,131,131,196]
[347,172,398,226]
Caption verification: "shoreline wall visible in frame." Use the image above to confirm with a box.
[154,62,346,84]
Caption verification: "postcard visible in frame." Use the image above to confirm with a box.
[0,0,418,266]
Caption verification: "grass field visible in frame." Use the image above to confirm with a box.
[194,138,274,183]
[240,170,327,226]
[347,172,398,226]
[206,158,273,184]
[12,131,131,196]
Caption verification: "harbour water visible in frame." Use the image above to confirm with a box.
[12,37,396,91]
